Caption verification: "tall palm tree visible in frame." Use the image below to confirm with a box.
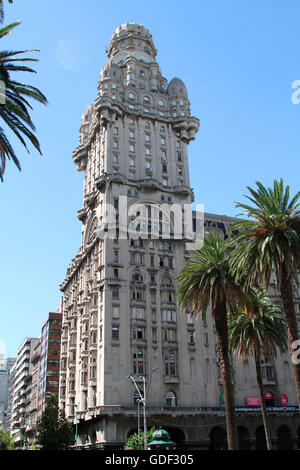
[0,9,47,180]
[228,289,288,450]
[229,179,300,407]
[176,232,247,450]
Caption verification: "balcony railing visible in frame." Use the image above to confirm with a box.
[67,404,300,423]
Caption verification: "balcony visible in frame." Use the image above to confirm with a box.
[69,403,299,423]
[262,378,277,386]
[164,376,180,384]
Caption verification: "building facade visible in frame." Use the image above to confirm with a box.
[0,355,15,430]
[26,311,62,443]
[10,337,38,448]
[9,312,62,447]
[59,23,300,450]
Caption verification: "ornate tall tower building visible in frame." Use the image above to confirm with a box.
[59,22,201,447]
[59,23,300,450]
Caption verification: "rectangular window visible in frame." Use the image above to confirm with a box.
[151,308,157,322]
[112,288,119,299]
[165,349,177,376]
[162,310,176,323]
[112,306,119,318]
[152,328,157,343]
[132,327,144,340]
[112,327,119,340]
[189,331,195,345]
[133,349,145,375]
[150,290,156,304]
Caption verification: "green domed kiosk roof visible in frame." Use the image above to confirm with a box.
[148,427,176,449]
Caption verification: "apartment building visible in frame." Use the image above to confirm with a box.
[0,355,15,430]
[10,338,38,448]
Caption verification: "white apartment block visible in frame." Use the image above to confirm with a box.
[59,23,300,450]
[10,338,38,448]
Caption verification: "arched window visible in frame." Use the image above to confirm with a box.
[161,276,173,288]
[277,425,293,450]
[255,425,267,450]
[209,427,227,450]
[238,426,250,450]
[131,272,143,283]
[165,391,177,407]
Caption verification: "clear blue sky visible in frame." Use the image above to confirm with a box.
[1,0,299,357]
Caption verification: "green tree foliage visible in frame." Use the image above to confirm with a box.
[0,0,47,181]
[176,232,248,450]
[124,427,156,450]
[0,429,15,450]
[230,179,300,407]
[228,288,288,450]
[36,395,74,451]
[29,441,40,450]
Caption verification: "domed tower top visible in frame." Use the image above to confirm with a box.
[167,77,188,98]
[107,22,157,64]
[81,104,94,126]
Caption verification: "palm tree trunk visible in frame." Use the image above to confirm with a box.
[280,265,300,409]
[214,301,239,450]
[254,351,272,450]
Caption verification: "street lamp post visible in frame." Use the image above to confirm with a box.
[127,369,158,450]
[137,399,141,450]
[142,376,147,450]
[127,375,147,449]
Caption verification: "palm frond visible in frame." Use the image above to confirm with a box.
[0,21,47,180]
